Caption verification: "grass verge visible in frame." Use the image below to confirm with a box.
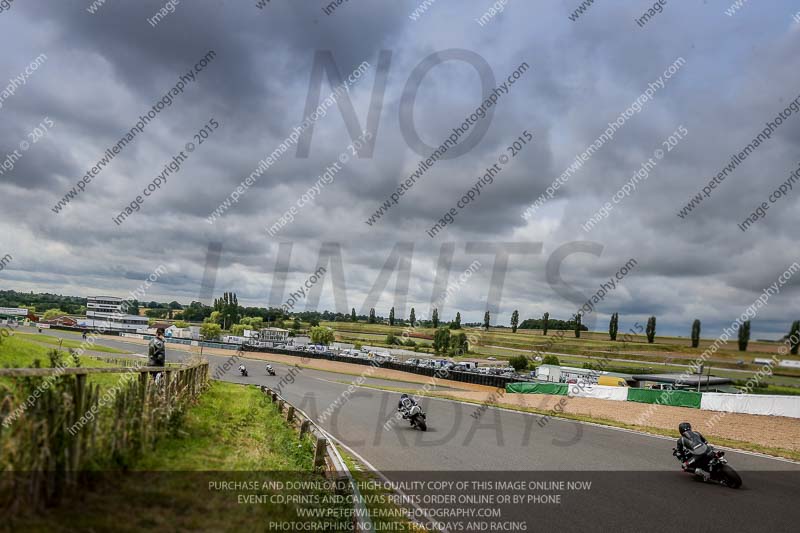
[16,332,128,354]
[6,382,351,532]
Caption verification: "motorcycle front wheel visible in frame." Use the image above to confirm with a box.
[718,465,742,489]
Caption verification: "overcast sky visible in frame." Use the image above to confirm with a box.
[1,0,799,338]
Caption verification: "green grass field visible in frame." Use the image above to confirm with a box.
[5,382,351,531]
[319,321,800,389]
[16,332,128,354]
[0,334,135,390]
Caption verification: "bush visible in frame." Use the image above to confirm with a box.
[200,322,222,340]
[448,331,468,356]
[508,355,529,372]
[542,354,560,366]
[309,326,334,345]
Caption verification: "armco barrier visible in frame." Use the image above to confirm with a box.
[260,386,372,533]
[626,388,702,409]
[506,382,569,395]
[700,392,800,419]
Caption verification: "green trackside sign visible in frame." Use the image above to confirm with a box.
[505,382,702,409]
[626,388,702,409]
[505,383,569,395]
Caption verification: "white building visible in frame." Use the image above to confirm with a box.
[87,296,125,314]
[165,325,200,340]
[258,327,289,343]
[81,295,148,332]
[0,307,31,318]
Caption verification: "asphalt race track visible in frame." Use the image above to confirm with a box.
[23,328,800,530]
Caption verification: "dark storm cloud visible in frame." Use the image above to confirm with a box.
[1,0,799,337]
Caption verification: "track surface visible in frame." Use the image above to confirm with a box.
[23,327,800,530]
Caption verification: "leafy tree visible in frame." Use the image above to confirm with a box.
[691,319,701,348]
[293,317,301,330]
[173,320,189,329]
[509,354,528,372]
[450,312,461,330]
[431,308,439,329]
[213,292,239,330]
[369,308,376,324]
[738,320,750,352]
[511,310,519,333]
[542,354,560,365]
[168,301,183,310]
[123,299,140,316]
[42,308,63,320]
[409,308,416,327]
[200,322,222,340]
[145,308,168,319]
[790,321,800,355]
[386,332,397,345]
[389,307,395,326]
[573,313,582,338]
[521,316,589,332]
[448,331,468,356]
[181,301,211,322]
[609,312,618,341]
[310,326,335,345]
[230,324,247,336]
[309,316,320,327]
[351,308,357,322]
[433,328,450,354]
[542,312,550,335]
[483,310,490,331]
[646,316,656,343]
[209,310,222,325]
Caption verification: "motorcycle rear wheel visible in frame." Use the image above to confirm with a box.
[417,420,427,431]
[718,465,742,489]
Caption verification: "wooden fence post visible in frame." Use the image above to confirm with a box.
[300,419,311,438]
[70,373,87,479]
[286,405,295,423]
[165,369,173,405]
[313,437,327,470]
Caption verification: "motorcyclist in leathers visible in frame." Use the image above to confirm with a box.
[676,422,711,480]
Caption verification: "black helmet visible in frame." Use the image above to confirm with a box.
[400,393,409,400]
[678,422,692,434]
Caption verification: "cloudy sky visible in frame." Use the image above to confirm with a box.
[1,0,799,338]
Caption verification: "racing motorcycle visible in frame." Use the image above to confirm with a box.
[238,364,248,377]
[266,364,276,376]
[673,444,742,488]
[406,403,427,432]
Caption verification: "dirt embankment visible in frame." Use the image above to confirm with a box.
[434,390,800,453]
